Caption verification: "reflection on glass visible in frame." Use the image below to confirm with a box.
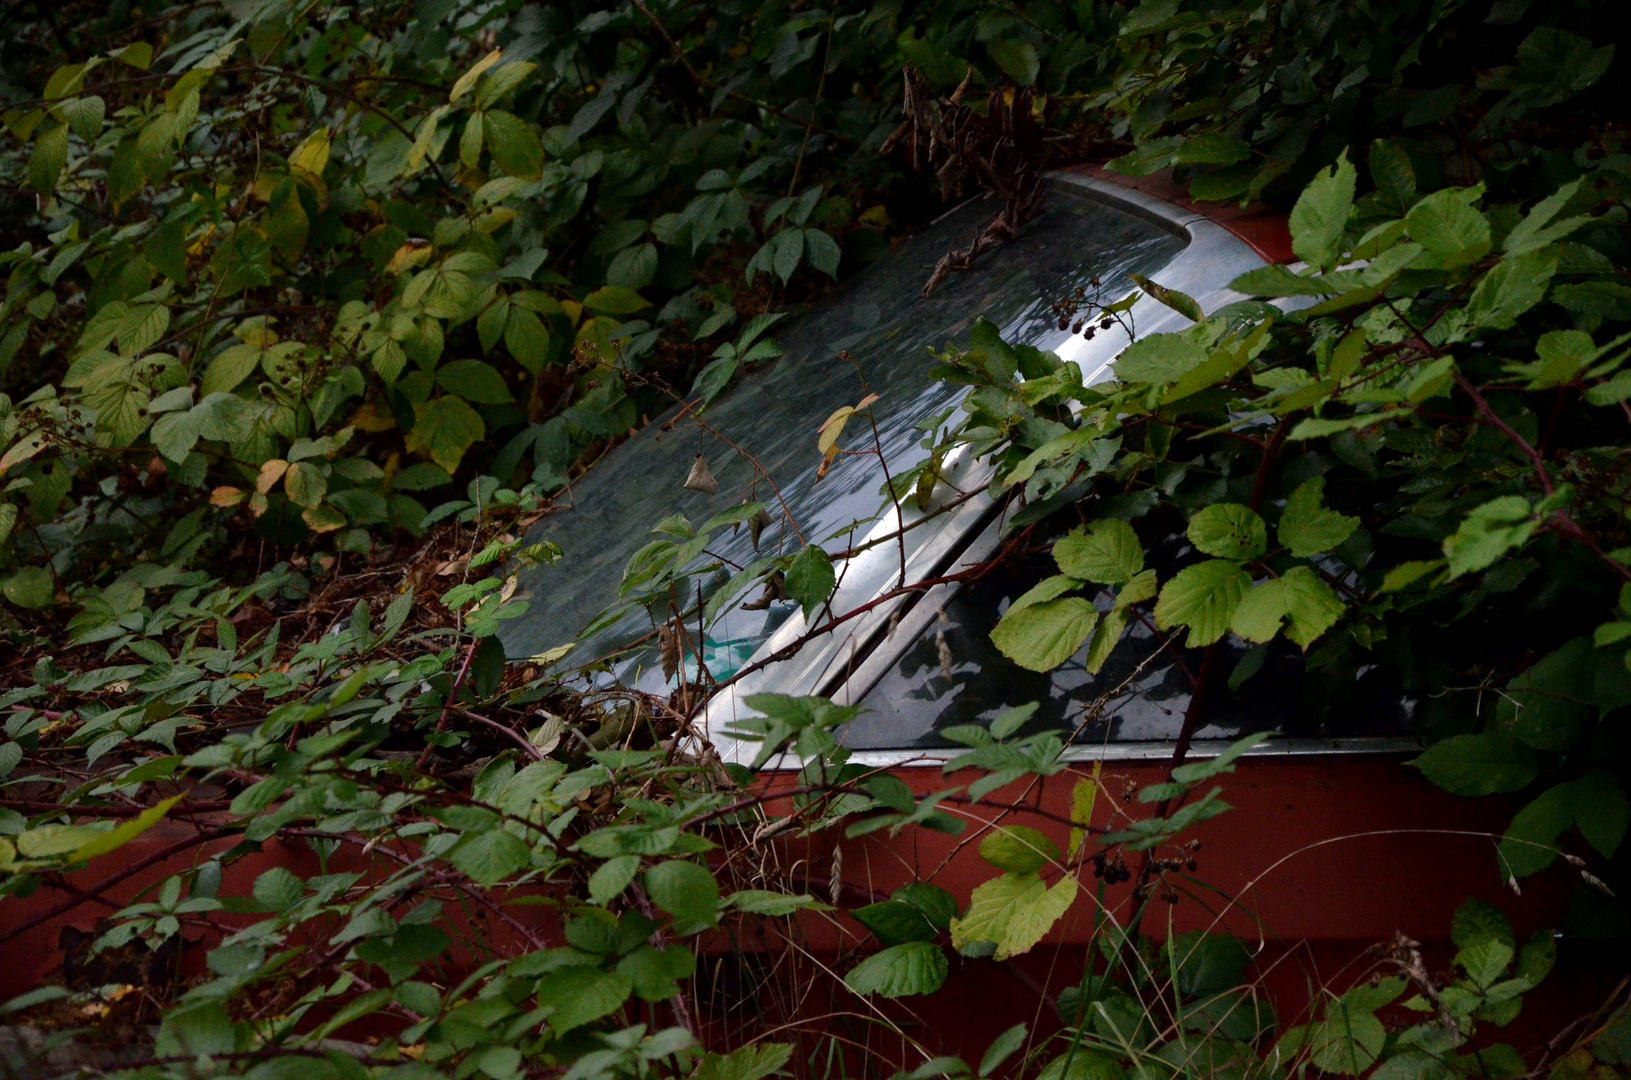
[851,519,1417,748]
[501,190,1185,688]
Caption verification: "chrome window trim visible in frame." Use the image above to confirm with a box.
[734,736,1425,775]
[699,173,1410,768]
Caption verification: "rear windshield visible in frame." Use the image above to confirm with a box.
[502,190,1186,686]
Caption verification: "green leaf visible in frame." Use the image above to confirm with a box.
[504,306,550,374]
[691,357,738,405]
[804,229,841,278]
[1411,734,1538,797]
[459,111,484,167]
[69,795,181,863]
[978,825,1060,874]
[478,296,510,353]
[1514,929,1556,988]
[1131,273,1205,320]
[1278,478,1359,557]
[584,286,650,314]
[407,396,485,473]
[1504,179,1593,256]
[692,1044,793,1080]
[283,461,327,509]
[988,702,1037,740]
[1289,151,1355,269]
[1166,931,1250,996]
[1083,609,1127,676]
[1574,769,1629,858]
[617,944,696,1001]
[1229,264,1342,298]
[1496,636,1593,752]
[28,123,68,194]
[252,866,303,910]
[607,243,658,289]
[1187,504,1266,560]
[1500,783,1575,877]
[844,941,949,998]
[785,545,835,621]
[588,854,641,905]
[1054,520,1144,584]
[725,890,824,915]
[853,900,939,945]
[482,110,543,179]
[980,1025,1028,1078]
[1442,496,1535,578]
[1465,251,1557,331]
[950,873,1078,960]
[1305,1006,1387,1075]
[1036,1050,1126,1080]
[536,966,633,1035]
[1113,332,1207,384]
[990,596,1098,672]
[436,359,514,404]
[1406,187,1491,269]
[450,828,531,884]
[1154,559,1250,647]
[1451,898,1515,986]
[1227,566,1344,649]
[772,228,803,283]
[644,859,719,934]
[893,883,958,929]
[61,95,104,141]
[3,566,54,609]
[987,40,1039,86]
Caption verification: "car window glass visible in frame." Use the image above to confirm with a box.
[502,191,1186,687]
[850,512,1415,748]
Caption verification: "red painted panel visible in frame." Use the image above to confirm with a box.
[2,755,1594,1060]
[741,754,1562,952]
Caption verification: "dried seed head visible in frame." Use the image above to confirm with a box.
[748,505,772,550]
[684,453,718,495]
[659,625,681,680]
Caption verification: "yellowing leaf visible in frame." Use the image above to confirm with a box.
[450,49,504,103]
[1054,519,1144,584]
[817,406,854,456]
[302,504,347,533]
[256,458,290,494]
[70,796,181,863]
[1278,477,1359,558]
[1229,566,1345,649]
[990,596,1098,673]
[951,873,1078,960]
[201,343,262,395]
[1154,559,1251,647]
[289,126,332,179]
[1069,769,1100,858]
[385,240,435,276]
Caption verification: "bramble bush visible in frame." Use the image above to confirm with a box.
[3,0,1631,1079]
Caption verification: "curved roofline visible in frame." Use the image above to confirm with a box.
[1061,164,1297,266]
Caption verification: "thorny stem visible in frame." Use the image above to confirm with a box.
[628,0,856,146]
[454,706,544,761]
[706,528,1032,698]
[1119,416,1289,971]
[1454,372,1631,582]
[416,638,481,770]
